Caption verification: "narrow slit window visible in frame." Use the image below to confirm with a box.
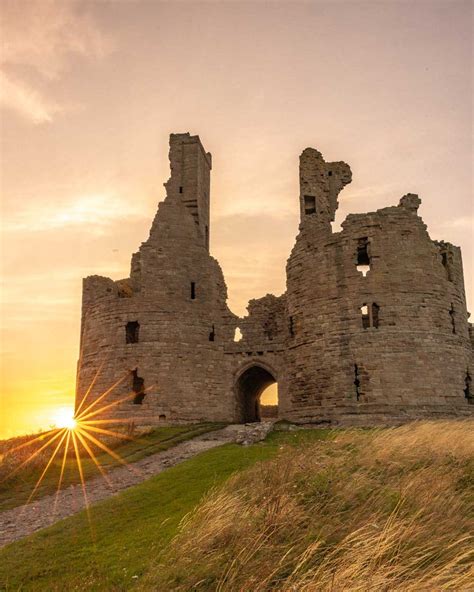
[131,369,146,404]
[191,282,196,300]
[289,316,295,337]
[372,303,380,328]
[354,364,361,401]
[209,325,215,342]
[361,303,379,329]
[361,305,370,329]
[304,195,316,215]
[179,186,183,193]
[125,321,140,344]
[449,304,456,334]
[464,372,473,404]
[356,237,370,276]
[234,327,243,342]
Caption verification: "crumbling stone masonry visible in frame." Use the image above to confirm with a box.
[76,133,474,426]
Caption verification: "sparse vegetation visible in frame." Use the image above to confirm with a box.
[141,420,474,591]
[0,423,224,511]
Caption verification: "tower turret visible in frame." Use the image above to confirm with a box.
[164,133,212,250]
[299,147,352,226]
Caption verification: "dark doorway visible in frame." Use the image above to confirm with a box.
[235,365,277,423]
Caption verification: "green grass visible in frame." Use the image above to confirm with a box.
[0,429,331,592]
[0,423,224,512]
[139,420,474,592]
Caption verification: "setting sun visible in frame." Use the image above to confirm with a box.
[52,408,77,430]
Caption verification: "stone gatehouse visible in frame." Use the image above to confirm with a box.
[75,133,474,426]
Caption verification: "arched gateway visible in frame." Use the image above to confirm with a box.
[235,364,277,423]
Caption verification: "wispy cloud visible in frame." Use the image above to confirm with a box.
[0,0,111,124]
[2,193,147,234]
[0,72,60,123]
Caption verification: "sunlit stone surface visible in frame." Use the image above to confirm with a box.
[76,133,474,426]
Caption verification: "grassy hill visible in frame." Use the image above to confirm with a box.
[1,421,473,591]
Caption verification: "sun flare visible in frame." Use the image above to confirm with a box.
[53,408,77,430]
[2,371,143,520]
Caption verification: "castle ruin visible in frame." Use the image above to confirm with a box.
[76,133,474,425]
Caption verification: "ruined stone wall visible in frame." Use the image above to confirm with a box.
[285,149,473,425]
[76,133,473,427]
[226,294,287,421]
[76,134,239,424]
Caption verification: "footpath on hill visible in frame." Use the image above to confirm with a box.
[0,423,272,548]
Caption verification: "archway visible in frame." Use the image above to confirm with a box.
[235,364,278,423]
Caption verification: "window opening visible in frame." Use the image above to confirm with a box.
[356,237,371,276]
[209,325,215,342]
[234,327,243,342]
[179,186,183,193]
[372,303,380,328]
[464,372,473,404]
[357,238,370,265]
[131,369,146,404]
[304,195,316,215]
[361,303,379,329]
[361,305,370,329]
[191,282,196,300]
[125,321,140,344]
[289,316,295,337]
[354,364,361,401]
[449,304,456,334]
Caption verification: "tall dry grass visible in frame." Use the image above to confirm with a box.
[142,420,474,591]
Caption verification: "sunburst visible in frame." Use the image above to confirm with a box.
[2,368,154,525]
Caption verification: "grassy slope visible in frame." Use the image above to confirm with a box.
[0,423,223,512]
[3,423,471,591]
[143,420,474,592]
[0,429,329,591]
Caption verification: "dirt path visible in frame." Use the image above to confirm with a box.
[0,423,272,549]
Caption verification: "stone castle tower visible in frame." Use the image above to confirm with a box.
[76,133,474,425]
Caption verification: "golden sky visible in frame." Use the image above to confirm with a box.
[1,0,472,438]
